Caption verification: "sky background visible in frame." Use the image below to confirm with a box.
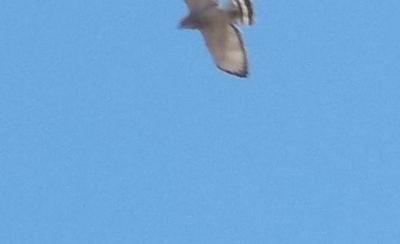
[1,0,400,243]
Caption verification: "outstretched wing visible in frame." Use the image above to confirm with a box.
[201,23,248,77]
[185,0,218,11]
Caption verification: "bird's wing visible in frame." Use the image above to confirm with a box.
[185,0,218,11]
[201,23,248,77]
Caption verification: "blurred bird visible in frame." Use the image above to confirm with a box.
[180,0,255,78]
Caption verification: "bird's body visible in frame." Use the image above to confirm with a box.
[181,7,223,29]
[180,0,255,78]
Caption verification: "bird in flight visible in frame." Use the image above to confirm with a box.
[180,0,255,78]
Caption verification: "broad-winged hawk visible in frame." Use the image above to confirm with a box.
[180,0,255,78]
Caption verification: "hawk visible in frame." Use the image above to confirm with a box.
[180,0,255,78]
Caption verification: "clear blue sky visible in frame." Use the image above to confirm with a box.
[1,0,400,243]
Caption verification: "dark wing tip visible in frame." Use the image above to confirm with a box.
[217,65,249,78]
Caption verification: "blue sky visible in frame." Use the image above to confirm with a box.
[1,0,400,243]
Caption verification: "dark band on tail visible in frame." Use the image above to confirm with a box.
[233,0,254,25]
[235,0,244,22]
[243,0,254,25]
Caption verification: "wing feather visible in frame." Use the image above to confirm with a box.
[201,24,248,77]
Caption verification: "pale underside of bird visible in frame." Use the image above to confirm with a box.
[180,0,255,78]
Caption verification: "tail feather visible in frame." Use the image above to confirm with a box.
[231,0,254,25]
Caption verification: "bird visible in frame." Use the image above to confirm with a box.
[179,0,255,78]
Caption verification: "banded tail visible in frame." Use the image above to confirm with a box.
[231,0,254,25]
